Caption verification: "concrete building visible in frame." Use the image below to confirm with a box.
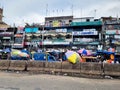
[101,17,120,52]
[0,8,12,49]
[23,16,103,52]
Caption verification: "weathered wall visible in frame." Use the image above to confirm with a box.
[0,60,120,77]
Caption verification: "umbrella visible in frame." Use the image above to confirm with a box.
[18,52,29,57]
[21,48,29,54]
[65,50,82,64]
[77,49,91,56]
[3,48,11,53]
[108,48,115,52]
[31,51,36,54]
[0,49,3,52]
[11,49,21,56]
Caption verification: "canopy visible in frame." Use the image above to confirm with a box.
[11,49,21,56]
[18,52,29,57]
[108,48,115,52]
[3,48,11,53]
[78,49,91,56]
[65,50,81,64]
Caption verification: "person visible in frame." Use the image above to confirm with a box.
[7,52,11,60]
[37,48,42,53]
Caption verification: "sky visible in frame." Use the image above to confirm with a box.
[1,0,120,26]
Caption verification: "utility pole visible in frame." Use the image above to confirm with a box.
[94,9,97,19]
[71,4,73,16]
[46,4,48,17]
[42,24,45,51]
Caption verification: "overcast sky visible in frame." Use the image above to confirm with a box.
[1,0,120,26]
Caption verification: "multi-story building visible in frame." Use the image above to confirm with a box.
[23,16,103,52]
[24,26,41,51]
[0,8,13,49]
[0,8,9,29]
[12,15,119,53]
[12,27,25,49]
[71,17,102,51]
[44,16,73,51]
[101,17,120,52]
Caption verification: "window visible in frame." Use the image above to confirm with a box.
[15,37,23,44]
[86,19,90,22]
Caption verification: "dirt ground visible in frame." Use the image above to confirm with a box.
[0,71,120,90]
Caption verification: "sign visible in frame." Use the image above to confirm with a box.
[73,31,98,36]
[53,20,60,27]
[12,44,23,48]
[3,37,11,39]
[115,35,120,39]
[43,41,52,45]
[53,42,69,45]
[106,30,120,34]
[56,28,67,32]
[25,27,38,33]
[15,34,23,37]
[0,32,13,36]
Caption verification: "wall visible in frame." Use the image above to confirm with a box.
[0,60,120,77]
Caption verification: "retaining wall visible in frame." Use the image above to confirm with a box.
[104,63,120,76]
[0,60,120,77]
[8,60,26,71]
[0,60,10,70]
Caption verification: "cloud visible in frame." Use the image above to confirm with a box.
[4,13,44,27]
[1,0,120,26]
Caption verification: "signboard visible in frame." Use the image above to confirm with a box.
[53,42,69,45]
[3,37,11,39]
[43,41,69,45]
[43,41,52,45]
[115,35,120,39]
[73,31,98,36]
[53,20,60,27]
[0,32,13,36]
[56,28,67,32]
[12,44,23,48]
[45,20,69,27]
[25,27,38,33]
[15,34,23,37]
[106,30,120,34]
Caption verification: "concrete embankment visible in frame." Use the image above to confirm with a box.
[0,60,120,78]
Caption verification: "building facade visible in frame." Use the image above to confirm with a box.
[71,17,102,51]
[1,13,119,53]
[102,17,120,52]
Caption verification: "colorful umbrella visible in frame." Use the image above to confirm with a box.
[77,49,91,56]
[65,50,81,64]
[18,52,29,57]
[3,48,11,53]
[108,48,115,52]
[11,49,21,56]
